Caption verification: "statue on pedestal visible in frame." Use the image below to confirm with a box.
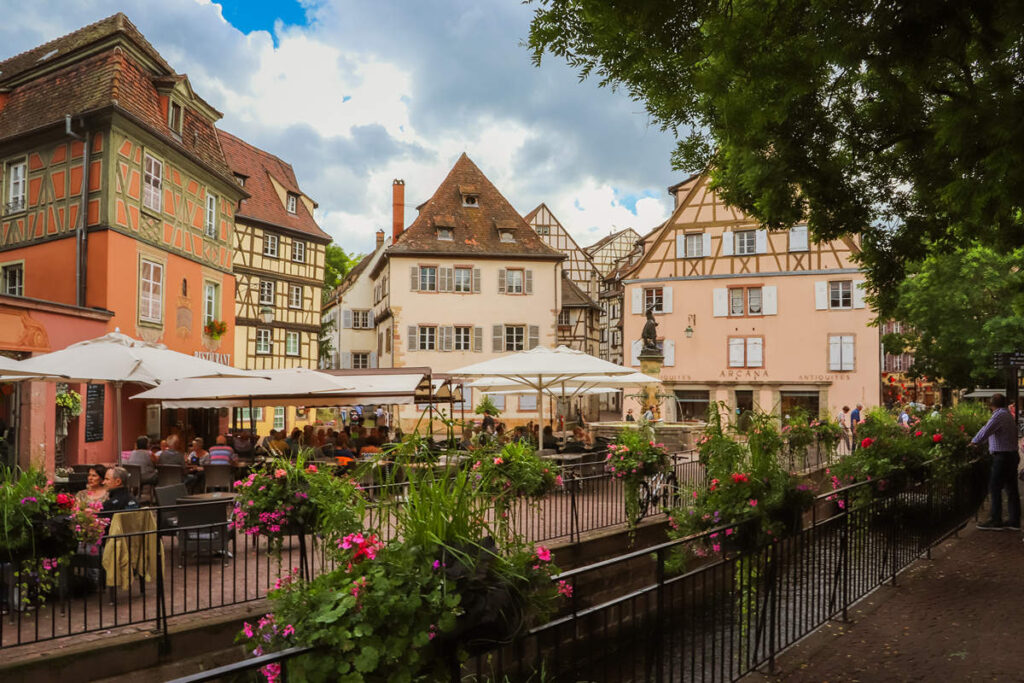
[641,306,659,352]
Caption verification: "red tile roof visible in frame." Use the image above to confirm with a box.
[389,153,563,260]
[217,130,331,242]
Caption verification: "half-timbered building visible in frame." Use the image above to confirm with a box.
[371,156,564,429]
[0,14,245,466]
[622,172,879,422]
[585,227,640,276]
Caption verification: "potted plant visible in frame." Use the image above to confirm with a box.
[607,420,669,527]
[55,388,82,440]
[203,319,228,340]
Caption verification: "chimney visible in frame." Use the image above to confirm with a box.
[392,179,405,242]
[375,229,385,249]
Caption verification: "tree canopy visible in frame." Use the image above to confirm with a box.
[528,1,1024,311]
[882,245,1024,389]
[323,243,361,302]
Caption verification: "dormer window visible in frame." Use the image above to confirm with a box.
[459,185,479,208]
[437,228,453,241]
[234,173,247,187]
[286,193,298,214]
[168,101,183,137]
[499,229,515,243]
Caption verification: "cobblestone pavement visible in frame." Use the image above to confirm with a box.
[743,519,1024,682]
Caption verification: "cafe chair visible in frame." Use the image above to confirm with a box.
[174,501,231,566]
[156,465,185,487]
[203,465,234,493]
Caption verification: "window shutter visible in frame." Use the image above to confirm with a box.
[367,309,375,327]
[492,325,503,352]
[630,288,643,314]
[661,286,673,313]
[525,269,533,294]
[747,338,763,367]
[528,325,539,349]
[342,309,353,328]
[755,229,768,254]
[473,326,482,352]
[472,268,481,293]
[829,336,842,371]
[814,281,828,310]
[441,326,453,352]
[728,338,745,367]
[702,232,712,257]
[498,270,506,294]
[789,225,808,252]
[762,286,778,315]
[369,351,378,368]
[712,288,728,317]
[447,268,457,292]
[664,340,675,367]
[675,234,686,259]
[853,280,867,309]
[341,351,352,369]
[410,266,419,291]
[842,336,855,370]
[721,230,734,256]
[630,340,641,366]
[407,326,418,352]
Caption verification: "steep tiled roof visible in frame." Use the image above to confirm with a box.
[388,154,563,260]
[0,13,171,85]
[0,15,236,186]
[561,275,599,309]
[585,227,641,254]
[217,130,330,242]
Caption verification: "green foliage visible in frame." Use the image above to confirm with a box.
[782,409,815,457]
[608,421,670,527]
[55,389,82,417]
[322,244,361,301]
[474,394,501,416]
[528,2,1024,310]
[469,441,558,501]
[883,245,1024,389]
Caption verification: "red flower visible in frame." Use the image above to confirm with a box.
[731,472,749,484]
[55,493,75,509]
[888,376,895,384]
[932,433,943,443]
[861,437,874,449]
[914,430,923,437]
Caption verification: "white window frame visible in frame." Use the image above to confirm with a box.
[263,233,279,258]
[437,228,454,241]
[419,266,437,292]
[286,193,298,214]
[735,230,757,255]
[418,326,436,351]
[285,330,300,356]
[256,328,272,355]
[353,309,371,329]
[729,286,763,316]
[273,406,285,430]
[289,284,303,309]
[829,280,853,310]
[728,336,764,368]
[352,352,371,369]
[203,281,218,325]
[139,258,164,324]
[291,240,306,263]
[168,101,183,135]
[5,159,26,214]
[237,407,264,422]
[505,325,525,352]
[644,287,664,313]
[506,269,524,294]
[454,267,472,293]
[205,193,217,238]
[1,262,24,296]
[143,153,163,213]
[259,280,275,306]
[454,326,472,351]
[684,233,703,258]
[519,394,538,411]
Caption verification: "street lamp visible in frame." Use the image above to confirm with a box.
[685,314,696,338]
[260,305,274,324]
[684,325,694,338]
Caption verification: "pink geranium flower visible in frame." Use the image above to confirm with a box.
[535,545,552,562]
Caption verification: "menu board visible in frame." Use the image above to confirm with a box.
[84,383,104,443]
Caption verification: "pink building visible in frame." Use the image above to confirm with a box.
[622,173,879,422]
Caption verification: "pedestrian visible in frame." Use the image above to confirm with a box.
[971,393,1020,531]
[642,405,654,421]
[837,406,852,453]
[847,403,864,450]
[625,408,635,422]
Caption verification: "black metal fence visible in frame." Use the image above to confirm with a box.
[173,459,986,682]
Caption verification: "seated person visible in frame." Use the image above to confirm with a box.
[158,435,187,467]
[125,435,159,485]
[76,464,109,508]
[232,430,254,460]
[188,437,208,467]
[541,425,559,450]
[101,467,138,512]
[202,435,239,466]
[268,431,290,457]
[358,434,382,458]
[571,427,594,448]
[459,426,475,451]
[334,433,355,465]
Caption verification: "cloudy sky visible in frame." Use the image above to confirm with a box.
[1,0,680,254]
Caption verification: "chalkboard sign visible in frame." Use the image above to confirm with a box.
[85,384,104,443]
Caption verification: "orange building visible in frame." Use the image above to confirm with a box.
[0,14,246,469]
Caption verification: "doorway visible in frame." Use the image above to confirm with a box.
[735,390,754,432]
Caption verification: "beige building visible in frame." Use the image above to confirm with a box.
[321,230,388,370]
[622,172,879,422]
[219,131,330,435]
[371,155,564,428]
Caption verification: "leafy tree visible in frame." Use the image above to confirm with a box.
[528,1,1024,311]
[882,245,1024,389]
[322,243,361,303]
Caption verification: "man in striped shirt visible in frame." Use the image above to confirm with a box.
[971,394,1020,531]
[201,435,238,467]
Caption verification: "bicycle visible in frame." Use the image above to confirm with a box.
[636,468,679,521]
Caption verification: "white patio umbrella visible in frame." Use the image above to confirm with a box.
[131,368,356,407]
[449,345,635,434]
[14,331,255,454]
[0,355,70,379]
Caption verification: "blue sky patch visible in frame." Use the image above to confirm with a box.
[615,188,657,214]
[218,0,308,45]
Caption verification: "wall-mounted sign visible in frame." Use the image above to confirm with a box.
[84,383,104,443]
